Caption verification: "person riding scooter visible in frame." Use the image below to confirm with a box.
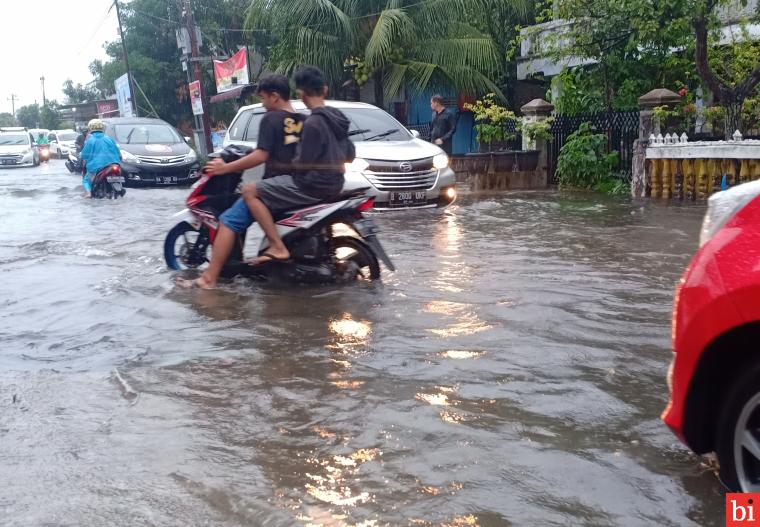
[80,119,120,198]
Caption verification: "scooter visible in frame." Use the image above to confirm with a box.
[38,144,51,163]
[163,145,394,283]
[89,163,126,199]
[65,152,84,174]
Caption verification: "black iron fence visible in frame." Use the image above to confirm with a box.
[547,111,640,184]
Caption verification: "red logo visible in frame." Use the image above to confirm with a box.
[727,494,760,526]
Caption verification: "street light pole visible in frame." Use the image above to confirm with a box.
[40,77,46,107]
[7,94,17,117]
[184,0,212,154]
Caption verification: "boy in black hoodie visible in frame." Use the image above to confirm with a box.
[244,65,355,265]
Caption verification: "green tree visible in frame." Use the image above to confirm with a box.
[246,0,503,108]
[62,79,99,104]
[40,103,61,130]
[694,6,760,138]
[16,104,40,128]
[0,113,17,127]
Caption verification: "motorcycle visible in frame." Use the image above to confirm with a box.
[65,152,84,174]
[163,145,394,283]
[37,143,50,163]
[89,163,126,199]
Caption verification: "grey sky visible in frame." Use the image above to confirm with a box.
[0,0,119,115]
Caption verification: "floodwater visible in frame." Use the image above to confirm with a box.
[1,160,725,526]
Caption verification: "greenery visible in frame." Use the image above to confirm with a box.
[62,80,99,104]
[464,93,518,149]
[246,0,504,107]
[0,113,17,127]
[555,122,618,189]
[520,117,554,143]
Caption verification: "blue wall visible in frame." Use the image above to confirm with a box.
[406,91,475,155]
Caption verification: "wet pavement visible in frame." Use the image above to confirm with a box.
[1,160,725,526]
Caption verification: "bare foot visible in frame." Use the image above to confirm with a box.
[249,247,291,266]
[84,192,91,198]
[176,274,216,289]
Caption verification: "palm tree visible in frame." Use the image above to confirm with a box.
[245,0,505,107]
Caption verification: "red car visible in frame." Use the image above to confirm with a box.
[663,179,760,491]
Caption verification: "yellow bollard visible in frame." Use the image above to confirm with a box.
[662,158,671,199]
[741,159,751,184]
[651,159,661,198]
[751,160,760,181]
[683,160,695,200]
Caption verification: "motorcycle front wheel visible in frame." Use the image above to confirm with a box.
[331,236,380,281]
[165,222,210,270]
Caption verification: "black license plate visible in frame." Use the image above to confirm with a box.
[389,189,427,207]
[155,176,178,185]
[2,159,16,165]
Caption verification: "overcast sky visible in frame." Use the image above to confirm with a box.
[0,0,119,115]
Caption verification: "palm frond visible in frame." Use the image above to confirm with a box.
[365,8,414,68]
[413,37,501,74]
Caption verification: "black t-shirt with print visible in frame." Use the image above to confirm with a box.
[256,110,304,179]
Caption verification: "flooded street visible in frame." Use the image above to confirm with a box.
[1,160,724,526]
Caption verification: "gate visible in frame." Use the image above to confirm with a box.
[547,111,639,184]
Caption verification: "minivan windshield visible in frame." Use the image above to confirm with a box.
[0,135,29,146]
[340,108,410,142]
[57,132,78,141]
[113,124,182,144]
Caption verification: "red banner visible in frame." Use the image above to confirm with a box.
[213,48,249,94]
[96,100,118,117]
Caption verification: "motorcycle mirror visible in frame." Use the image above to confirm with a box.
[409,129,421,139]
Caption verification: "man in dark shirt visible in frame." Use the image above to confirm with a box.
[243,65,355,266]
[183,74,305,289]
[430,94,457,154]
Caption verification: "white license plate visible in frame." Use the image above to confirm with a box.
[389,190,427,207]
[107,176,125,183]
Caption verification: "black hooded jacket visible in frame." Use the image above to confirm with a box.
[295,106,356,198]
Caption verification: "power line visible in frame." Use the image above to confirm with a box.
[76,4,115,57]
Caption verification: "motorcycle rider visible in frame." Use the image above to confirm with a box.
[183,66,354,289]
[181,74,306,289]
[74,127,88,153]
[79,119,120,198]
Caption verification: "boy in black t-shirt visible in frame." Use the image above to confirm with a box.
[182,74,304,289]
[245,65,355,266]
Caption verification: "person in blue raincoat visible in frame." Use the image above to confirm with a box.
[80,119,121,198]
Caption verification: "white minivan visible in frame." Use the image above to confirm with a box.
[224,101,457,209]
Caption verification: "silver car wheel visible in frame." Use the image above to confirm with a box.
[735,392,760,491]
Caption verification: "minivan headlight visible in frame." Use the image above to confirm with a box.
[120,149,140,164]
[185,149,198,163]
[345,158,369,173]
[700,179,760,246]
[433,153,449,170]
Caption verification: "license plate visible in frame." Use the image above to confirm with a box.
[1,159,16,165]
[155,176,177,184]
[389,190,427,207]
[353,218,380,237]
[107,176,125,183]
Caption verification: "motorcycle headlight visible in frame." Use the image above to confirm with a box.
[345,157,369,173]
[700,179,760,246]
[433,153,449,170]
[120,149,140,164]
[185,149,198,163]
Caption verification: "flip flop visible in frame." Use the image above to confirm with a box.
[248,252,292,267]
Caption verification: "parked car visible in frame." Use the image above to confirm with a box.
[224,101,457,209]
[102,117,201,187]
[663,179,760,492]
[0,127,39,167]
[48,130,80,158]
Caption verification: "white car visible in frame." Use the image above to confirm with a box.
[48,130,80,158]
[224,101,457,209]
[0,128,39,167]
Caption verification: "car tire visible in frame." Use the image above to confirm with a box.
[716,360,760,491]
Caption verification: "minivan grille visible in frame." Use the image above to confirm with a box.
[364,157,437,191]
[137,155,187,165]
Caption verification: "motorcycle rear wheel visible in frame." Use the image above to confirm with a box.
[331,236,380,281]
[165,222,210,270]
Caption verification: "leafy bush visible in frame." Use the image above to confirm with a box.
[555,122,618,189]
[464,94,518,150]
[519,118,554,144]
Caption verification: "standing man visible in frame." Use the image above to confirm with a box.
[430,94,457,155]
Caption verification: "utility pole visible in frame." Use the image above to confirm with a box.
[7,94,17,117]
[114,0,138,117]
[183,0,212,154]
[40,77,46,106]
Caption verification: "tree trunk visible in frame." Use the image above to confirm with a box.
[723,99,742,140]
[373,69,384,110]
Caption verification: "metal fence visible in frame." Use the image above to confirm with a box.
[407,119,522,151]
[547,111,640,184]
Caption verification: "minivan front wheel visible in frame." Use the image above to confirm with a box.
[716,362,760,491]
